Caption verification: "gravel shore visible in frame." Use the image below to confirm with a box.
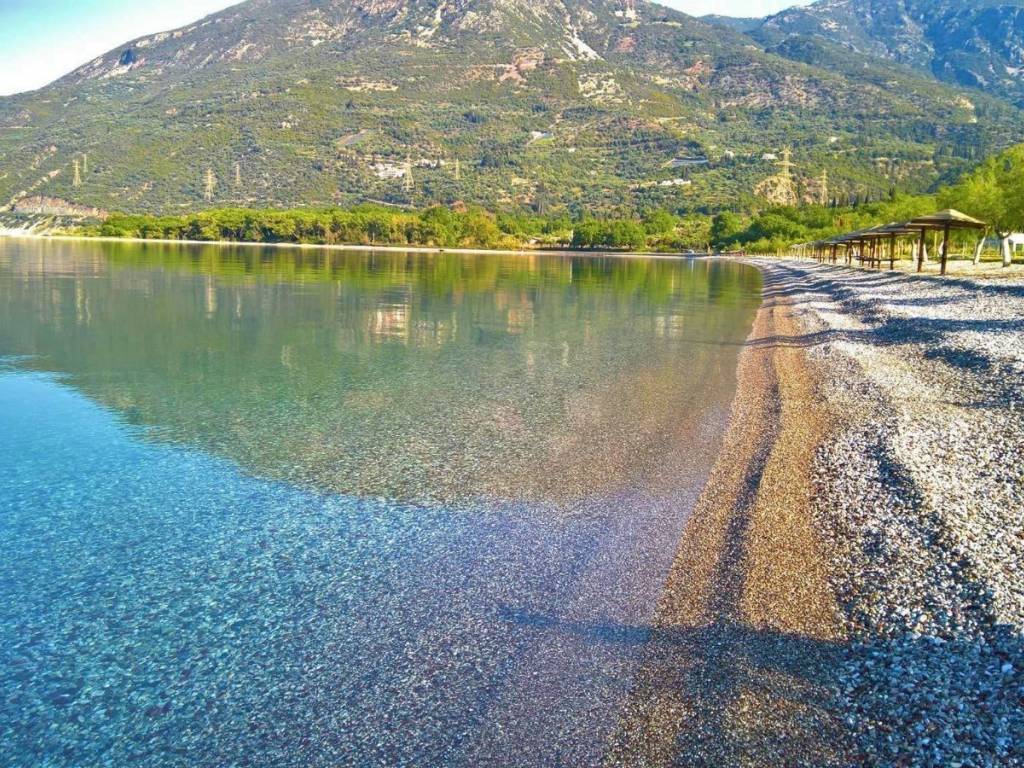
[607,259,1024,766]
[764,260,1024,766]
[606,259,848,766]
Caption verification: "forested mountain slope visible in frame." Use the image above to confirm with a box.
[0,0,1021,215]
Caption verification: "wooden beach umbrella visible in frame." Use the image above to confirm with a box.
[824,237,841,264]
[860,222,919,270]
[813,240,829,262]
[857,225,890,269]
[836,231,865,265]
[833,228,873,266]
[907,210,986,276]
[804,240,829,262]
[828,233,850,264]
[879,223,919,270]
[849,226,886,267]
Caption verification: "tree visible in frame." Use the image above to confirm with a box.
[643,210,678,237]
[571,220,601,249]
[710,211,743,248]
[460,209,502,249]
[940,145,1024,267]
[419,206,460,247]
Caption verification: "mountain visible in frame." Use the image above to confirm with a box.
[754,0,1024,107]
[0,0,1021,215]
[699,15,762,33]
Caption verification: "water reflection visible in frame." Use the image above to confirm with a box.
[0,239,761,506]
[0,238,763,767]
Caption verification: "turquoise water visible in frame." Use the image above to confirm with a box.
[0,239,761,766]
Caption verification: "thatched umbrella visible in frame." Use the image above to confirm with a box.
[833,228,876,266]
[859,222,919,270]
[907,210,986,276]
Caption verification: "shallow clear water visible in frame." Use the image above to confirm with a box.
[0,239,761,767]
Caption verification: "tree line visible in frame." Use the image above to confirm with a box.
[90,206,514,251]
[714,144,1024,262]
[82,205,707,252]
[76,143,1024,262]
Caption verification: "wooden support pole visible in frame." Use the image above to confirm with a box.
[917,228,926,273]
[889,232,896,271]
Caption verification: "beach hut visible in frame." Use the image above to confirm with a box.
[906,210,987,276]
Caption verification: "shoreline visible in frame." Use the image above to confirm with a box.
[0,231,702,262]
[606,259,849,766]
[5,229,1020,276]
[606,259,1023,765]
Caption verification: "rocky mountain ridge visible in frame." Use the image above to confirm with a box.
[0,0,1021,214]
[752,0,1024,106]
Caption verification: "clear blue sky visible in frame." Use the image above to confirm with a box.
[0,0,812,96]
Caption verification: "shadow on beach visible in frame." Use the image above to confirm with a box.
[496,260,1024,765]
[749,265,1024,407]
[502,607,848,767]
[497,605,1024,767]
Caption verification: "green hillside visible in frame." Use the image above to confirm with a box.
[0,0,1022,216]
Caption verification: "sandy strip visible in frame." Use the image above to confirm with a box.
[603,264,850,766]
[610,258,1024,766]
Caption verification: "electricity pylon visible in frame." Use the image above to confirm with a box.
[204,168,217,201]
[404,156,414,193]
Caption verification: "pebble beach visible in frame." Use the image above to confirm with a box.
[620,259,1024,766]
[783,261,1024,765]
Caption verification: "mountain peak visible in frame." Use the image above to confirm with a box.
[62,0,650,88]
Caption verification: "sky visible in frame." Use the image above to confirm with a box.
[0,0,812,96]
